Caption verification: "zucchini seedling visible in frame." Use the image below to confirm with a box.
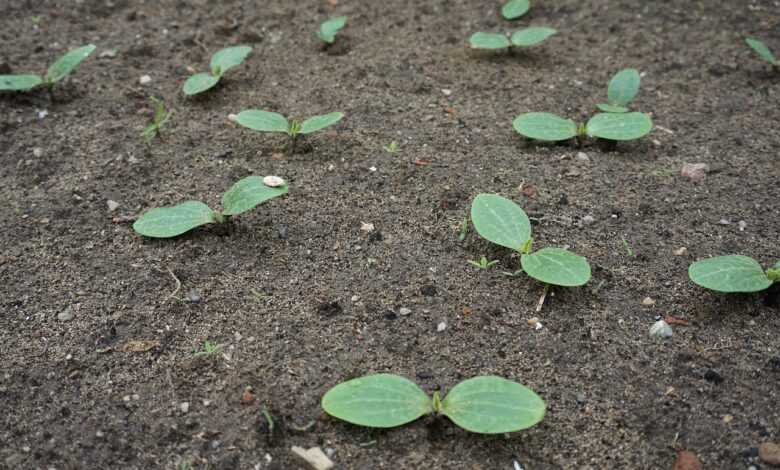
[689,255,779,293]
[469,27,557,50]
[513,111,653,143]
[596,68,641,113]
[317,16,347,44]
[322,374,545,434]
[182,46,252,96]
[0,44,96,93]
[133,176,288,238]
[235,109,344,152]
[745,37,779,68]
[141,97,172,144]
[501,0,531,20]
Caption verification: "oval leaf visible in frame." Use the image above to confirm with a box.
[0,74,43,91]
[746,38,777,65]
[689,255,772,293]
[183,72,220,96]
[607,68,640,107]
[300,112,344,135]
[510,27,557,47]
[470,194,531,251]
[317,16,347,44]
[595,103,629,113]
[321,374,432,428]
[222,176,288,216]
[441,376,545,434]
[521,247,591,286]
[210,46,252,75]
[45,44,96,83]
[586,112,652,141]
[133,201,216,238]
[501,0,530,20]
[513,112,578,141]
[469,32,511,50]
[235,110,290,133]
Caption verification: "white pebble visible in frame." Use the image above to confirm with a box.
[263,175,285,187]
[179,402,189,413]
[139,75,152,85]
[399,307,411,316]
[437,321,447,332]
[649,320,673,338]
[107,200,119,212]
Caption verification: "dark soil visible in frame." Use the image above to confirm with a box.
[1,1,779,469]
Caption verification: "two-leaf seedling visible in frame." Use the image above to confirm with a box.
[133,176,288,238]
[469,28,557,50]
[501,0,531,20]
[689,255,779,293]
[234,110,344,152]
[321,374,545,434]
[0,44,96,93]
[183,46,252,96]
[470,193,591,287]
[746,38,779,68]
[596,68,641,113]
[141,97,172,144]
[317,16,347,44]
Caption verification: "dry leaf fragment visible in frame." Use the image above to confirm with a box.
[120,340,160,352]
[672,450,703,470]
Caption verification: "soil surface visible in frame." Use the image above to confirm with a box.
[1,1,779,469]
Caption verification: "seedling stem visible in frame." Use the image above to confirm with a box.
[432,391,442,414]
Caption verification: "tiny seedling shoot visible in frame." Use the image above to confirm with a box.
[234,109,344,152]
[317,16,347,44]
[745,37,779,68]
[501,0,530,20]
[182,45,252,96]
[133,176,288,238]
[513,111,653,143]
[596,68,641,113]
[141,97,172,144]
[321,374,545,434]
[0,44,96,93]
[469,27,557,51]
[468,256,499,270]
[470,193,591,310]
[689,255,780,293]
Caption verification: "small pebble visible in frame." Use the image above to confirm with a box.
[186,290,201,303]
[738,220,747,231]
[441,88,452,96]
[437,321,447,332]
[179,402,189,413]
[263,175,285,187]
[674,247,688,256]
[227,113,238,122]
[107,200,119,212]
[649,320,673,338]
[642,297,656,306]
[360,222,375,232]
[57,307,74,321]
[581,215,595,225]
[718,218,731,225]
[575,152,590,163]
[139,74,152,85]
[681,163,709,181]
[759,442,780,466]
[32,147,43,158]
[399,307,412,316]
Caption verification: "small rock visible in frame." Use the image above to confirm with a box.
[718,218,731,225]
[738,220,747,231]
[527,317,541,329]
[368,166,377,172]
[399,307,412,316]
[681,163,709,181]
[241,388,255,405]
[107,200,119,212]
[672,450,703,470]
[139,74,152,85]
[263,175,285,187]
[649,320,672,338]
[722,414,733,423]
[37,109,48,119]
[575,152,590,163]
[32,147,43,158]
[57,307,74,321]
[642,297,656,306]
[227,113,238,122]
[291,446,334,470]
[350,295,359,303]
[179,402,189,413]
[441,88,452,96]
[581,215,596,225]
[674,247,688,256]
[575,392,586,404]
[760,442,780,466]
[186,289,201,303]
[437,321,447,332]
[99,49,118,58]
[360,222,374,232]
[704,369,723,384]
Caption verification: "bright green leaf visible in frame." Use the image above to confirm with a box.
[317,16,347,44]
[513,112,578,141]
[510,27,557,47]
[521,247,591,286]
[221,176,288,216]
[0,74,43,91]
[607,68,640,107]
[321,374,432,428]
[746,38,778,65]
[470,194,531,251]
[501,0,530,20]
[441,376,545,434]
[586,112,652,141]
[300,112,344,135]
[183,72,220,96]
[595,103,629,113]
[210,45,252,75]
[235,110,290,134]
[133,201,216,238]
[44,44,96,84]
[469,32,511,50]
[689,255,772,293]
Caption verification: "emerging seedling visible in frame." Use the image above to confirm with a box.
[383,141,399,153]
[689,255,779,293]
[513,111,653,142]
[141,97,172,144]
[596,68,641,113]
[235,109,344,152]
[133,176,288,238]
[469,27,557,50]
[182,45,252,96]
[468,256,499,270]
[322,374,545,434]
[745,37,779,67]
[0,44,96,93]
[317,16,347,44]
[501,0,530,20]
[192,340,223,358]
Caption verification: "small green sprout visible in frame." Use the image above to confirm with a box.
[141,97,172,144]
[745,37,779,67]
[596,68,641,113]
[513,111,653,142]
[468,256,499,270]
[133,175,288,238]
[235,109,344,151]
[192,340,223,358]
[317,16,347,44]
[182,45,252,96]
[383,141,399,153]
[689,255,779,293]
[470,194,591,287]
[469,27,557,50]
[322,374,545,434]
[0,44,96,93]
[501,0,530,20]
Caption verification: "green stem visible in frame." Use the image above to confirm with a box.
[431,391,442,414]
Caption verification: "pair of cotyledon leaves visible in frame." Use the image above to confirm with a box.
[183,46,252,96]
[235,110,344,136]
[689,255,780,293]
[0,44,96,92]
[745,37,779,66]
[133,176,288,238]
[469,27,557,50]
[321,374,545,434]
[317,16,347,44]
[513,111,653,142]
[470,194,591,287]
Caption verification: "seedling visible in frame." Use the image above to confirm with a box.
[468,256,499,270]
[182,45,252,96]
[321,374,545,434]
[317,16,347,44]
[0,44,96,93]
[501,0,530,20]
[469,27,557,50]
[383,141,399,153]
[235,109,344,152]
[192,340,223,358]
[596,68,641,113]
[689,255,779,293]
[745,37,779,67]
[133,175,288,238]
[513,111,653,142]
[141,97,172,144]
